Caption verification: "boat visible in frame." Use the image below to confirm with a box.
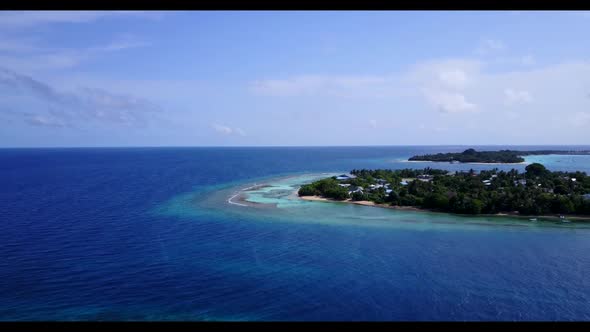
[529,218,537,222]
[560,215,571,223]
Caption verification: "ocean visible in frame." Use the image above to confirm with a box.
[2,146,590,321]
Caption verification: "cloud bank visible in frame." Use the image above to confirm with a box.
[212,124,246,136]
[0,67,162,127]
[0,11,161,28]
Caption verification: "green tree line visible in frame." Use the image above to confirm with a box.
[298,163,590,216]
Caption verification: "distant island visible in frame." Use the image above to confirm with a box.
[298,164,590,219]
[408,148,590,164]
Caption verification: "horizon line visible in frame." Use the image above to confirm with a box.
[1,144,590,149]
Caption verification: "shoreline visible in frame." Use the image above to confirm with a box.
[464,161,528,165]
[298,195,590,221]
[226,174,590,222]
[299,195,439,213]
[401,159,528,165]
[226,173,337,208]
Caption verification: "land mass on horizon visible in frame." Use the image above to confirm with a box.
[408,148,590,164]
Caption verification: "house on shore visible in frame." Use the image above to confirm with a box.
[348,186,363,195]
[375,178,388,184]
[514,179,527,186]
[417,174,433,182]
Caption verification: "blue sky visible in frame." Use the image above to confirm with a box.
[1,11,590,147]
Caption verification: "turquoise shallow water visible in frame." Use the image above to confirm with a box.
[157,171,590,321]
[163,172,590,232]
[2,146,590,321]
[523,154,590,173]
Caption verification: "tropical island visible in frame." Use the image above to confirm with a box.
[298,163,590,218]
[408,148,590,164]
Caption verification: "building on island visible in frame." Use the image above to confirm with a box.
[417,174,433,182]
[514,179,527,186]
[348,186,363,195]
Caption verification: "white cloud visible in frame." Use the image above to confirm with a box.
[570,112,590,127]
[248,58,484,115]
[248,55,590,144]
[0,11,161,28]
[0,53,84,72]
[212,124,233,135]
[407,59,481,114]
[0,67,162,127]
[437,69,468,89]
[250,59,482,104]
[369,119,377,128]
[212,124,247,136]
[506,111,520,119]
[88,38,150,53]
[25,115,67,127]
[476,39,506,55]
[0,34,150,73]
[0,37,40,52]
[424,90,478,113]
[0,12,153,74]
[491,55,536,67]
[504,89,533,105]
[250,76,322,97]
[408,59,481,87]
[250,75,392,98]
[521,55,535,66]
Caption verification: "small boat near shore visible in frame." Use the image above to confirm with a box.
[529,218,537,222]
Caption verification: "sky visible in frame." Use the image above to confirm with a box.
[1,10,590,147]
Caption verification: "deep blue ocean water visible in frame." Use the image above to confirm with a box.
[2,146,590,321]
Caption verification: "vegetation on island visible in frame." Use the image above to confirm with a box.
[298,163,590,216]
[408,148,590,164]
